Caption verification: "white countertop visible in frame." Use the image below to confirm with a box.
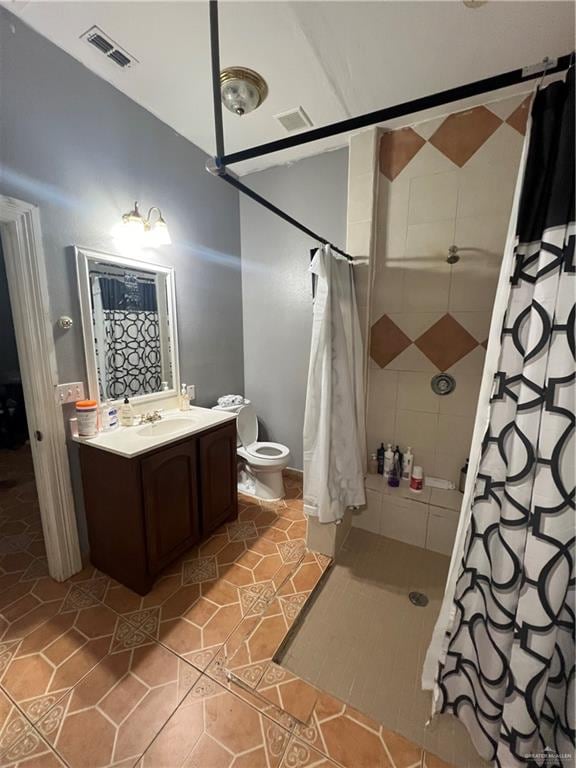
[72,407,236,459]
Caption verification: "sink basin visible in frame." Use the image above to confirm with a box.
[137,418,197,438]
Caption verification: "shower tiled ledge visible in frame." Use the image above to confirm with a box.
[365,475,463,511]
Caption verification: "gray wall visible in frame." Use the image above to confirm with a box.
[240,149,348,469]
[0,11,243,550]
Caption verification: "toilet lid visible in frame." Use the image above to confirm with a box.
[236,404,258,447]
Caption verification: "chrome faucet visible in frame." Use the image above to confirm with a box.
[141,410,163,424]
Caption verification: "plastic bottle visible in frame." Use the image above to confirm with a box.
[410,466,424,492]
[377,443,385,475]
[388,451,401,487]
[384,443,394,478]
[402,447,414,481]
[76,400,98,437]
[368,453,379,475]
[100,400,118,431]
[119,397,134,427]
[179,383,190,411]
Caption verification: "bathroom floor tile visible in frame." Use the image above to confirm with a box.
[0,685,31,758]
[0,603,132,723]
[225,552,331,689]
[35,638,199,768]
[0,726,68,768]
[280,737,341,768]
[138,675,291,768]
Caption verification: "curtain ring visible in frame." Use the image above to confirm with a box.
[537,56,551,91]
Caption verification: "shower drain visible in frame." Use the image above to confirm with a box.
[409,591,429,607]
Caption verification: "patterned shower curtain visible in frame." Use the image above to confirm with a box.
[433,71,574,767]
[92,275,162,400]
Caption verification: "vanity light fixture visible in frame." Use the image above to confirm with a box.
[220,67,268,116]
[115,202,172,246]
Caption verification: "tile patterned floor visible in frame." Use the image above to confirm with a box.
[0,458,460,768]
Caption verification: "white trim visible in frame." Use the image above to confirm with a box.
[0,196,82,581]
[74,246,180,406]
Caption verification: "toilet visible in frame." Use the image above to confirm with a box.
[214,401,290,500]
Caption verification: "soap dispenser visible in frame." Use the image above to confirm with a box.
[179,383,190,411]
[119,397,134,427]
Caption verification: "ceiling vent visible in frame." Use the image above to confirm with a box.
[80,26,138,69]
[274,107,313,133]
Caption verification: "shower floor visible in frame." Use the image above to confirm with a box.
[279,527,489,768]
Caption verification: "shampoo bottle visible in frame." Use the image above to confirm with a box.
[402,447,414,480]
[383,443,394,478]
[119,397,134,427]
[377,443,385,475]
[388,451,401,487]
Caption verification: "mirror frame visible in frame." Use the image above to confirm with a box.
[75,246,180,406]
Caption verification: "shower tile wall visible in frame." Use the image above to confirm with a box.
[367,94,530,486]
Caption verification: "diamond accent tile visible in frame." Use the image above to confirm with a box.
[429,105,502,166]
[506,95,532,135]
[379,127,426,180]
[370,314,412,369]
[125,607,160,638]
[227,520,258,542]
[59,583,101,613]
[110,617,153,653]
[277,539,306,564]
[182,555,218,584]
[415,314,478,371]
[239,581,275,616]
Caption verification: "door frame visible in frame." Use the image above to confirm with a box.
[0,195,82,581]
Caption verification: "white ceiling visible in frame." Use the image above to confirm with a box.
[5,1,575,175]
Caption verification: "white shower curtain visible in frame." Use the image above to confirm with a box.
[303,245,366,524]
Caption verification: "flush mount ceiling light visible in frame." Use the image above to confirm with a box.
[220,67,268,116]
[114,202,171,247]
[463,0,487,7]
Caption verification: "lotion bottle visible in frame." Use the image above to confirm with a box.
[179,383,190,411]
[402,447,414,480]
[384,443,394,478]
[119,397,134,427]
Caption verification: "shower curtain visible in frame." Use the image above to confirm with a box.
[423,70,575,767]
[303,245,366,524]
[92,275,162,400]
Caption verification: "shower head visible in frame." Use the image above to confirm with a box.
[447,245,460,264]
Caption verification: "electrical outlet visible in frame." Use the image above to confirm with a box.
[187,384,196,401]
[56,382,85,405]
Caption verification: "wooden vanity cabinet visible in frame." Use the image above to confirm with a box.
[78,421,237,595]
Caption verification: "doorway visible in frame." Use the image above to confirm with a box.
[0,196,82,583]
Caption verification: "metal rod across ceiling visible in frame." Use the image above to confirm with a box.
[207,0,573,262]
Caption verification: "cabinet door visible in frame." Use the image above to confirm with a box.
[199,423,238,534]
[142,440,200,575]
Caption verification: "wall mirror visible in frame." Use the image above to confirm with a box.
[75,247,179,405]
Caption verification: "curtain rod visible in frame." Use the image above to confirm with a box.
[207,0,572,262]
[214,167,353,261]
[217,52,574,167]
[208,0,354,261]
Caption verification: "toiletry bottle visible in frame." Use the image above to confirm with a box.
[377,443,385,475]
[383,443,394,478]
[179,383,190,411]
[388,451,401,488]
[402,447,414,481]
[368,453,378,474]
[100,400,118,431]
[119,397,134,427]
[459,459,469,493]
[410,466,424,492]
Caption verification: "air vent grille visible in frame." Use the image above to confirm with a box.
[80,25,138,69]
[274,107,313,133]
